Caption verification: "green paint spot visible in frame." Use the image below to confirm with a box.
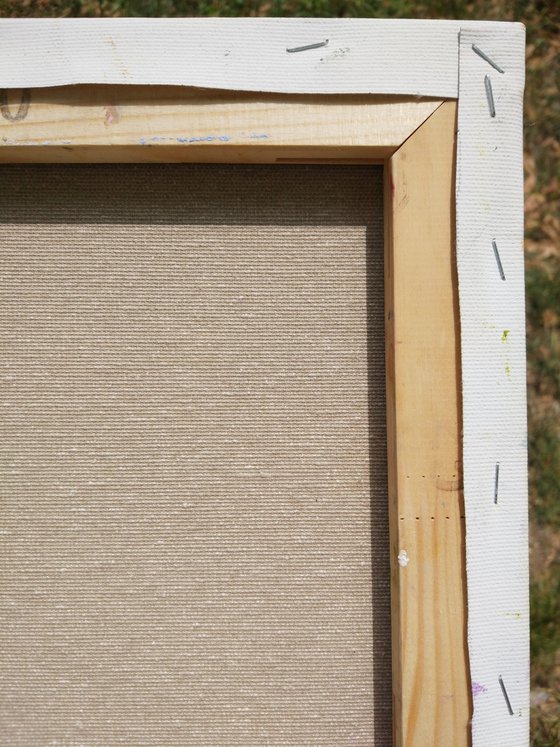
[501,329,510,342]
[505,364,511,377]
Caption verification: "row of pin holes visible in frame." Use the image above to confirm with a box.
[402,472,461,519]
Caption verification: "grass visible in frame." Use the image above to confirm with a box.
[1,0,559,742]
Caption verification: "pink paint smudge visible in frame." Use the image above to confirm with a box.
[472,682,488,698]
[104,105,120,126]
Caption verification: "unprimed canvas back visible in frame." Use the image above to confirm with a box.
[0,164,390,746]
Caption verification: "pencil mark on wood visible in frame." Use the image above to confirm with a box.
[1,89,31,122]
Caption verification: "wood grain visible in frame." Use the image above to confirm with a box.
[0,88,471,744]
[385,100,471,746]
[0,85,443,163]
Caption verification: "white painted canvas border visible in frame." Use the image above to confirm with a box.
[0,18,528,747]
[0,18,515,96]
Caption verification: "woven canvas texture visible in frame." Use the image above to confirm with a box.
[0,164,390,747]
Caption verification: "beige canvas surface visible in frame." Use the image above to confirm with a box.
[0,164,390,746]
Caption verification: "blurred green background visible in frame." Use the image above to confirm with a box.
[1,1,559,744]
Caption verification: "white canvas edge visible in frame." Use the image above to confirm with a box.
[0,18,517,97]
[0,18,529,747]
[457,24,528,747]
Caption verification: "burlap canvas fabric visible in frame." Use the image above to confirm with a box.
[0,164,390,746]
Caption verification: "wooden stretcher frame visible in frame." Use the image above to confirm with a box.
[0,86,469,746]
